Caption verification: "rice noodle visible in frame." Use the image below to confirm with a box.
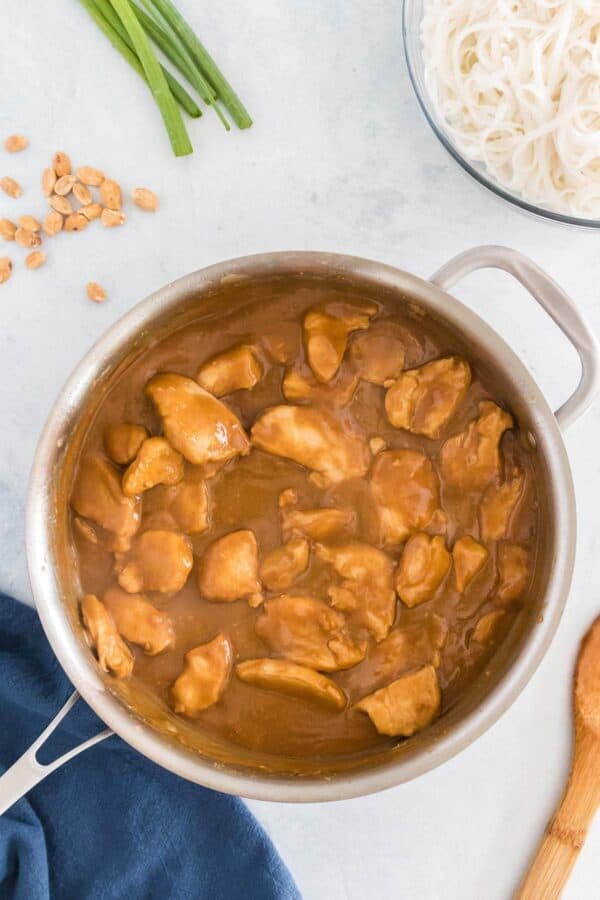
[421,0,600,216]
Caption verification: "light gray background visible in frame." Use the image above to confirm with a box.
[1,2,599,897]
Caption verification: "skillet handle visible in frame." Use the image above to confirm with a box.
[430,245,600,431]
[0,690,112,816]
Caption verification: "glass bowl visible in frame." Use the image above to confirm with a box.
[402,0,600,229]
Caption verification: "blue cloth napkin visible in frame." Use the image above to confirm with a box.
[0,593,300,900]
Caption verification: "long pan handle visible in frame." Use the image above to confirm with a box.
[0,690,112,816]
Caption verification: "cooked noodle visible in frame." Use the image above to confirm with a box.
[421,0,600,217]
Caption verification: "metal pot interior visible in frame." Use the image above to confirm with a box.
[34,254,572,795]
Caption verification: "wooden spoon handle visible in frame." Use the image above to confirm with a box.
[516,728,600,900]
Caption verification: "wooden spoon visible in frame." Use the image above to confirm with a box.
[517,615,600,899]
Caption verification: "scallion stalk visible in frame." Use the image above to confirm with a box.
[108,0,193,156]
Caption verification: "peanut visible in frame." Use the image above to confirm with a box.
[49,194,73,215]
[100,208,125,227]
[82,202,102,221]
[54,174,76,196]
[100,179,121,210]
[42,168,56,197]
[4,134,28,153]
[132,187,159,212]
[87,281,106,303]
[43,210,63,237]
[19,214,41,232]
[64,213,88,232]
[0,219,16,241]
[26,250,46,270]
[15,228,41,248]
[53,151,71,177]
[0,176,22,198]
[73,182,92,206]
[76,166,105,187]
[0,257,12,283]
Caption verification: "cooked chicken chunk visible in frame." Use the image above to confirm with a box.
[167,479,209,534]
[115,529,193,593]
[145,373,250,465]
[259,537,310,592]
[255,595,367,671]
[196,344,263,397]
[122,437,184,497]
[371,450,441,545]
[261,322,302,365]
[304,300,377,382]
[236,659,346,710]
[385,357,471,439]
[73,516,99,545]
[198,529,262,606]
[171,634,232,717]
[369,436,387,456]
[473,609,505,644]
[479,469,525,541]
[282,367,358,407]
[315,542,396,642]
[453,536,489,592]
[339,615,447,699]
[102,586,174,655]
[439,401,513,492]
[71,455,141,544]
[280,495,356,543]
[497,544,529,604]
[349,330,405,385]
[252,405,370,484]
[356,665,441,737]
[81,593,134,679]
[104,423,148,465]
[395,533,451,608]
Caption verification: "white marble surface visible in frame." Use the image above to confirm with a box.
[1,1,599,897]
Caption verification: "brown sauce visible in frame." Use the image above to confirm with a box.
[69,284,540,764]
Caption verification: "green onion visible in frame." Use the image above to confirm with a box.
[78,0,200,119]
[108,0,192,156]
[145,0,252,129]
[131,1,230,130]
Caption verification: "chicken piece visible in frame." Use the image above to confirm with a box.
[371,450,441,545]
[102,586,174,655]
[356,665,441,737]
[259,537,310,592]
[497,544,529,604]
[171,634,232,717]
[236,659,346,710]
[145,373,250,465]
[73,516,99,545]
[304,300,377,382]
[349,330,405,385]
[479,469,525,541]
[339,615,447,699]
[196,344,263,397]
[280,497,356,542]
[255,595,367,672]
[122,437,184,497]
[453,536,489,592]
[198,529,262,606]
[315,542,396,642]
[167,479,209,534]
[439,401,513,492]
[115,529,193,593]
[252,405,370,484]
[103,423,149,465]
[385,357,471,439]
[473,609,505,644]
[81,593,134,679]
[282,367,359,407]
[71,455,141,544]
[395,533,451,608]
